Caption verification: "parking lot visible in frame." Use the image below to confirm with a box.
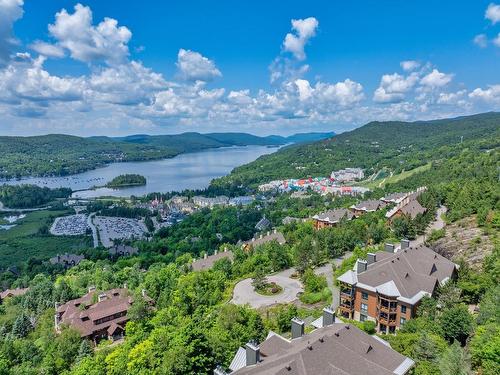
[50,214,89,236]
[94,216,147,247]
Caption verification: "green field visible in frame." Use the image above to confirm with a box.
[356,163,432,189]
[0,210,91,268]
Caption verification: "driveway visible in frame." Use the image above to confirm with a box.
[231,252,351,309]
[411,205,447,247]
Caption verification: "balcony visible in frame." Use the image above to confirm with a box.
[378,304,397,313]
[340,291,354,299]
[378,316,397,326]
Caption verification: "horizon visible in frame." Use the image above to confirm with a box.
[0,1,499,136]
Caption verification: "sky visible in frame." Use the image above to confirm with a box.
[0,0,499,136]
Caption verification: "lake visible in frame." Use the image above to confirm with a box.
[2,145,279,198]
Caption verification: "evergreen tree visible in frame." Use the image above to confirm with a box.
[439,342,471,375]
[76,340,93,363]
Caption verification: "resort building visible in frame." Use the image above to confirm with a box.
[337,242,457,333]
[330,167,365,182]
[385,188,428,222]
[108,245,139,258]
[49,253,85,268]
[192,196,229,208]
[219,308,414,375]
[241,230,286,251]
[312,208,354,229]
[350,199,387,217]
[0,287,29,303]
[54,287,151,344]
[191,248,234,272]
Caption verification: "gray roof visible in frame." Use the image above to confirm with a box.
[381,192,408,203]
[351,199,387,212]
[191,251,234,271]
[398,200,426,219]
[313,208,354,224]
[243,231,286,248]
[255,217,271,231]
[49,253,85,266]
[108,245,138,256]
[231,323,414,375]
[340,245,456,303]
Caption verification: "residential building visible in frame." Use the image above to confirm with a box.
[330,167,365,182]
[49,253,85,268]
[337,242,457,333]
[385,188,427,222]
[192,195,229,208]
[381,192,409,205]
[312,208,354,229]
[242,230,286,251]
[0,287,28,303]
[191,248,234,272]
[350,199,387,216]
[108,245,139,257]
[220,308,414,375]
[54,287,151,344]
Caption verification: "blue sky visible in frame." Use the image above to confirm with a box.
[0,0,499,136]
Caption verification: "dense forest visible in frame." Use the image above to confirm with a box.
[106,174,146,188]
[0,185,72,209]
[0,132,333,179]
[213,112,500,187]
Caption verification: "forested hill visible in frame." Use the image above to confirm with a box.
[0,131,334,179]
[213,112,500,187]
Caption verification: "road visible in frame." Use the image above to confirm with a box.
[231,252,351,309]
[87,213,99,248]
[0,201,51,213]
[411,205,447,247]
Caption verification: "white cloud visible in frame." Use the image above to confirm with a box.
[469,84,500,103]
[176,48,222,82]
[400,60,420,72]
[0,0,23,65]
[48,3,132,65]
[420,69,453,88]
[283,17,318,60]
[473,34,488,48]
[494,32,500,47]
[485,3,500,24]
[437,90,467,105]
[29,40,65,58]
[373,72,419,103]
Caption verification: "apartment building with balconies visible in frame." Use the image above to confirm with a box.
[337,241,457,333]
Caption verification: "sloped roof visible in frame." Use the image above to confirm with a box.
[399,200,426,219]
[312,208,354,224]
[231,324,414,375]
[191,251,234,271]
[0,287,29,300]
[351,200,387,212]
[243,231,286,247]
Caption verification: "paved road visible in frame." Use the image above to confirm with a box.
[411,205,447,247]
[231,252,351,309]
[87,213,99,248]
[0,201,50,213]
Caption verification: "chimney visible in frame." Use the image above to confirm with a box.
[141,289,146,298]
[123,283,128,289]
[214,365,228,375]
[204,253,208,259]
[260,234,262,239]
[367,253,377,265]
[88,286,96,293]
[98,293,107,302]
[385,243,395,253]
[224,246,227,252]
[322,307,335,326]
[267,231,270,236]
[291,317,305,339]
[401,239,410,249]
[357,259,368,274]
[245,341,260,366]
[215,249,218,255]
[274,228,277,234]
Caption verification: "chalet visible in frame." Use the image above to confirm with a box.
[380,192,409,205]
[385,187,427,222]
[0,287,29,303]
[191,249,234,272]
[54,287,151,344]
[242,230,286,251]
[350,199,387,217]
[219,309,414,375]
[312,208,354,229]
[337,242,457,334]
[49,253,85,268]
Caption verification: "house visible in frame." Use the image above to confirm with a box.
[54,287,151,344]
[337,241,457,333]
[0,287,29,303]
[350,199,387,216]
[219,308,414,375]
[191,248,234,272]
[49,253,85,268]
[385,188,427,222]
[108,245,139,257]
[242,230,286,251]
[255,217,271,231]
[312,208,354,229]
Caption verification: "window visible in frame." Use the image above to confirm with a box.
[401,305,407,314]
[361,291,368,300]
[400,317,406,325]
[360,314,367,322]
[361,303,368,313]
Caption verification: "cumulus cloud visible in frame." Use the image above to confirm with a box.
[0,0,23,66]
[48,3,132,65]
[373,72,419,103]
[473,34,488,48]
[400,60,420,72]
[485,3,500,24]
[420,69,453,88]
[283,17,318,60]
[176,49,222,82]
[29,40,65,58]
[469,84,500,103]
[494,32,500,47]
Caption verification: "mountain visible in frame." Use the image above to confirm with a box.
[213,112,500,187]
[0,131,334,179]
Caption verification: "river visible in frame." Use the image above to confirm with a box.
[1,145,279,198]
